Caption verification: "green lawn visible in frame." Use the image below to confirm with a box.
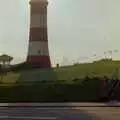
[0,60,120,84]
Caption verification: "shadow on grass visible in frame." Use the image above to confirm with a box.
[10,62,58,84]
[16,68,58,84]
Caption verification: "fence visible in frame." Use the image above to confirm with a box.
[101,79,120,101]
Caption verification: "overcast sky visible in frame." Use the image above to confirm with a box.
[0,0,119,65]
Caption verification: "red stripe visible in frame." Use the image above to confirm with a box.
[27,56,51,68]
[30,6,47,14]
[29,28,48,41]
[30,1,48,6]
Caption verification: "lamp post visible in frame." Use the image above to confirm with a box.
[104,52,107,60]
[108,50,112,60]
[114,50,118,60]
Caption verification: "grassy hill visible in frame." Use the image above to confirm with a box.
[1,60,120,84]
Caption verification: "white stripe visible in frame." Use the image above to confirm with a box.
[31,14,47,28]
[0,116,57,119]
[28,41,49,56]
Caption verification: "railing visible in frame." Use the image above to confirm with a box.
[102,79,120,101]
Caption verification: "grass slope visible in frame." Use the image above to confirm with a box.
[1,60,120,84]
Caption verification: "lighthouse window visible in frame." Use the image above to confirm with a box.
[38,50,41,54]
[44,34,47,41]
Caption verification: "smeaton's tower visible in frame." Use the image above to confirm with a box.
[27,0,51,68]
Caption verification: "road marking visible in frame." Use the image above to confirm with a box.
[0,116,58,119]
[1,107,74,110]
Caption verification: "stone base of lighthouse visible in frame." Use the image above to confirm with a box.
[27,56,51,68]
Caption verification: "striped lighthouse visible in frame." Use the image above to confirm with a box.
[27,0,51,68]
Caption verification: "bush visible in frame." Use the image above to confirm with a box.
[0,82,101,102]
[10,62,33,71]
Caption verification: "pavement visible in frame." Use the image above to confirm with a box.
[0,103,119,120]
[0,102,120,107]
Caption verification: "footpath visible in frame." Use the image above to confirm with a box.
[0,102,120,107]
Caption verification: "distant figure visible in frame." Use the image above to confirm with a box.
[0,65,2,73]
[56,64,59,68]
[100,76,109,101]
[112,68,119,80]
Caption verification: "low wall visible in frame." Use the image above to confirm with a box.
[0,78,119,102]
[0,81,101,102]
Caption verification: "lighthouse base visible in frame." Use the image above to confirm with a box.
[27,56,51,68]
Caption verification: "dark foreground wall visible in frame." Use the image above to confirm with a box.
[0,81,101,102]
[0,79,119,102]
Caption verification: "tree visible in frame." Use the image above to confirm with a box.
[114,50,118,53]
[0,54,13,68]
[0,54,13,82]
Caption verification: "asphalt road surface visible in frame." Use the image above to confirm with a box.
[0,107,119,120]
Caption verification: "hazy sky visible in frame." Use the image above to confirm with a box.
[0,0,119,66]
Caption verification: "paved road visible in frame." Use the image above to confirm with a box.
[77,107,120,120]
[0,107,119,120]
[0,107,99,120]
